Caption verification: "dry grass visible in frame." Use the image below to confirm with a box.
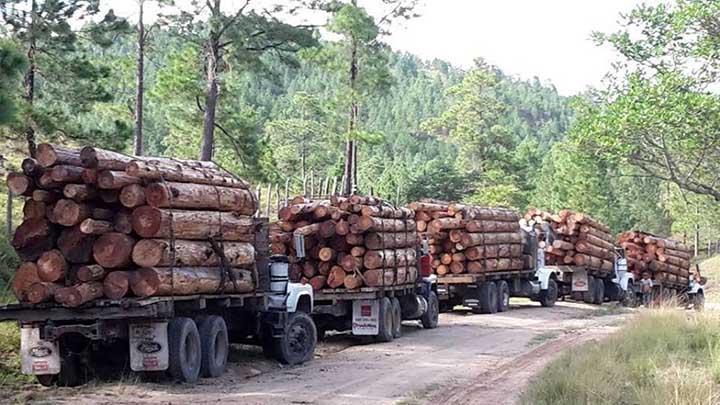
[699,255,720,304]
[520,307,720,405]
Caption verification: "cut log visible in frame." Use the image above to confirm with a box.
[309,275,327,290]
[50,165,85,183]
[345,233,364,246]
[427,217,466,233]
[364,232,417,250]
[343,273,363,289]
[131,239,254,268]
[351,246,366,257]
[130,267,255,298]
[61,282,104,307]
[27,282,61,304]
[32,190,60,203]
[80,218,114,235]
[99,189,119,203]
[353,216,415,233]
[57,226,96,263]
[458,232,522,248]
[103,271,130,299]
[63,184,98,202]
[23,199,46,220]
[318,247,336,262]
[37,249,68,282]
[302,262,316,278]
[127,160,249,189]
[131,206,255,241]
[145,181,257,215]
[294,223,320,237]
[12,262,41,301]
[119,184,146,208]
[97,170,142,189]
[319,220,337,238]
[7,172,33,196]
[81,169,97,184]
[77,264,107,282]
[53,199,92,226]
[80,147,133,170]
[327,266,346,288]
[465,220,520,233]
[407,202,449,212]
[11,218,56,261]
[93,233,136,268]
[450,205,519,222]
[340,254,363,271]
[114,209,133,234]
[36,144,81,167]
[363,248,417,270]
[464,244,523,261]
[449,261,464,274]
[360,205,414,219]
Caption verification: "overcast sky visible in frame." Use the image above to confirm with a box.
[111,0,651,96]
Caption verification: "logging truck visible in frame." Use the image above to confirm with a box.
[0,220,318,387]
[295,234,440,341]
[436,227,558,313]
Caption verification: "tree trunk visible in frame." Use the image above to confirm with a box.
[465,220,520,233]
[60,282,104,307]
[127,160,248,189]
[96,170,142,189]
[364,232,417,250]
[134,0,145,156]
[103,271,130,299]
[7,173,33,196]
[145,181,256,214]
[326,266,346,288]
[130,267,254,298]
[79,218,114,235]
[343,273,363,289]
[363,248,417,270]
[12,262,41,301]
[22,199,45,220]
[53,199,93,226]
[131,239,254,268]
[63,184,97,202]
[131,206,255,241]
[352,216,415,233]
[37,249,67,282]
[92,232,136,268]
[77,264,106,282]
[458,232,522,249]
[201,23,220,161]
[119,184,146,208]
[50,165,85,183]
[36,144,82,168]
[363,268,396,287]
[11,218,56,261]
[27,282,61,304]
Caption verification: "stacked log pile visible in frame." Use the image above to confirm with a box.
[273,195,419,290]
[410,200,529,275]
[8,144,258,307]
[617,231,690,284]
[523,208,614,273]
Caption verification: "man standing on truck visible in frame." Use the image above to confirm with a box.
[640,272,653,307]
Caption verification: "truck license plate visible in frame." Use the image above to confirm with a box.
[21,327,60,375]
[129,322,169,372]
[352,300,379,335]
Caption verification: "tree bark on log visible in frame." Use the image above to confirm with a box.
[32,190,60,203]
[359,205,413,218]
[7,173,33,196]
[363,248,417,270]
[93,233,136,268]
[50,165,85,183]
[353,216,415,233]
[145,181,257,215]
[114,209,133,234]
[131,206,255,241]
[80,218,114,235]
[127,160,248,190]
[36,144,81,168]
[427,218,466,233]
[130,267,255,298]
[327,266,346,288]
[343,273,363,289]
[53,199,92,226]
[60,282,104,307]
[12,262,41,301]
[23,199,45,220]
[63,184,98,202]
[97,170,142,189]
[465,220,519,233]
[27,282,61,304]
[131,239,254,268]
[11,218,56,261]
[364,232,417,250]
[77,264,107,282]
[458,232,522,248]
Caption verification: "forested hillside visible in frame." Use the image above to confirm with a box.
[1,0,719,281]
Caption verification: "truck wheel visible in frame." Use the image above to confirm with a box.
[594,279,605,305]
[571,291,583,301]
[376,297,394,343]
[622,283,639,308]
[197,316,228,378]
[36,374,57,387]
[479,282,498,314]
[168,317,201,383]
[36,352,82,387]
[605,281,621,302]
[421,291,439,329]
[276,311,317,365]
[496,280,510,312]
[583,276,596,304]
[694,291,705,311]
[540,279,558,308]
[390,297,402,338]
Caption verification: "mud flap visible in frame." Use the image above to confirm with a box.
[572,270,589,292]
[352,299,379,335]
[129,322,169,372]
[21,327,60,375]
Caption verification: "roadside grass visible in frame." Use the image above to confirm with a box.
[527,331,561,347]
[520,308,720,405]
[699,254,720,303]
[0,321,32,388]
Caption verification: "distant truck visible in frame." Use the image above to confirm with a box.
[436,227,558,314]
[0,220,317,387]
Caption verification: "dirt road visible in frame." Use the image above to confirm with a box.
[17,301,629,405]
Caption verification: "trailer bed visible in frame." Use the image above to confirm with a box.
[0,293,268,323]
[437,269,535,284]
[314,283,419,302]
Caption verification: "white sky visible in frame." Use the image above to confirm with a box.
[109,0,653,96]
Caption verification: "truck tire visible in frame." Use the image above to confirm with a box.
[479,282,498,314]
[622,283,638,308]
[539,279,558,308]
[376,297,394,343]
[571,291,583,301]
[594,279,605,305]
[275,312,316,365]
[36,374,57,387]
[694,291,705,311]
[36,349,83,387]
[496,280,510,312]
[604,281,621,302]
[390,296,402,338]
[168,317,201,383]
[421,291,439,329]
[582,276,596,304]
[197,315,229,378]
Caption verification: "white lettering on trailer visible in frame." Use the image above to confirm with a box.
[129,322,169,372]
[352,300,379,335]
[20,327,60,375]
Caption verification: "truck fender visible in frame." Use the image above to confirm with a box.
[619,273,634,291]
[535,267,554,290]
[285,282,314,313]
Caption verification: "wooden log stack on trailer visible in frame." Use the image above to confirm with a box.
[409,199,530,276]
[617,231,691,285]
[272,195,419,290]
[522,208,615,274]
[7,144,260,307]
